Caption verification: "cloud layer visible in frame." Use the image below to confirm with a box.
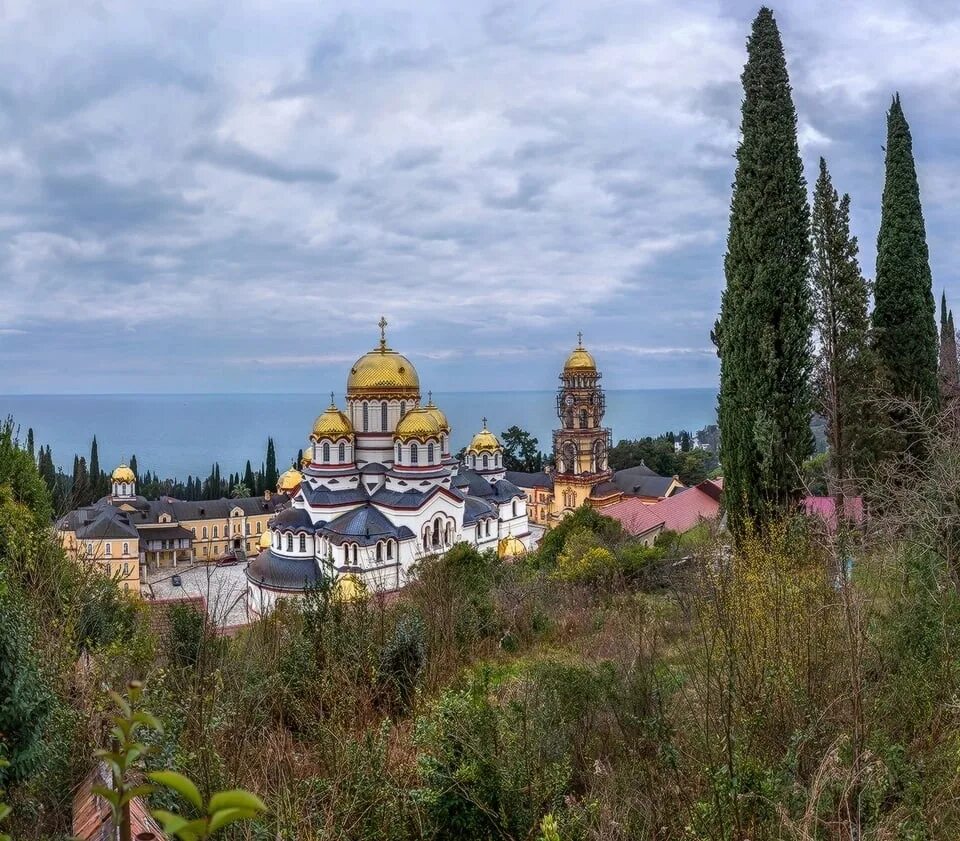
[1,0,958,393]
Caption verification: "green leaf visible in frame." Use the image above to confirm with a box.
[151,809,190,835]
[208,807,257,834]
[208,789,267,814]
[148,771,204,810]
[0,804,11,820]
[133,710,164,732]
[92,784,119,808]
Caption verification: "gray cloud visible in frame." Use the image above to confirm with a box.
[0,0,958,394]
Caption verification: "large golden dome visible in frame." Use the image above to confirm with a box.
[466,421,501,455]
[346,319,420,399]
[301,446,314,466]
[311,402,354,441]
[498,535,527,559]
[277,468,303,493]
[112,463,135,483]
[395,405,441,442]
[258,530,272,550]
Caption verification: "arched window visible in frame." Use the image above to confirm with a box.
[202,526,208,538]
[256,521,262,533]
[580,408,589,429]
[343,545,349,564]
[286,534,293,552]
[411,443,419,464]
[299,534,306,553]
[486,520,492,537]
[381,401,388,431]
[427,442,434,463]
[322,442,331,462]
[482,454,489,469]
[352,545,358,564]
[512,500,518,517]
[276,532,281,549]
[213,525,218,538]
[400,401,406,417]
[376,542,383,561]
[338,442,346,461]
[387,540,393,560]
[122,542,129,555]
[362,402,369,432]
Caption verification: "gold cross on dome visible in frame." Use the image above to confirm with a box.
[378,316,388,346]
[577,330,583,346]
[482,416,488,429]
[330,391,335,406]
[428,390,433,404]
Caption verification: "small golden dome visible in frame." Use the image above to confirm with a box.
[277,468,303,493]
[258,530,272,550]
[112,463,136,483]
[301,446,314,467]
[311,402,354,441]
[498,535,527,559]
[467,420,501,455]
[395,405,441,442]
[564,346,596,371]
[346,318,420,398]
[333,572,367,603]
[424,393,450,433]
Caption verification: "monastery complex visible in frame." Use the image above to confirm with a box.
[57,321,702,617]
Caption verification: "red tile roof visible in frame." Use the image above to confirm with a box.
[603,480,722,536]
[802,495,864,532]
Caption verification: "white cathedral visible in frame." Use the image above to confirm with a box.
[245,319,531,617]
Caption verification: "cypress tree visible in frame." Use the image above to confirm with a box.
[872,94,938,412]
[265,438,278,492]
[130,454,138,480]
[938,293,959,404]
[26,428,34,462]
[243,460,256,493]
[714,7,813,534]
[811,157,876,500]
[89,436,102,498]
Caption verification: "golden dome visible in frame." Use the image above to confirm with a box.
[466,420,501,455]
[277,468,303,493]
[301,446,314,467]
[258,530,272,550]
[346,318,420,398]
[311,402,354,441]
[498,535,527,559]
[424,393,450,433]
[333,572,367,603]
[112,463,135,483]
[395,405,441,442]
[564,344,596,371]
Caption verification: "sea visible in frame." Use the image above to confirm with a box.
[1,390,717,481]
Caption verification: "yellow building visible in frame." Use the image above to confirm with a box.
[57,462,291,595]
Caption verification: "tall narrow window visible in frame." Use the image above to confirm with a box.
[427,443,434,463]
[512,500,518,517]
[400,401,406,417]
[122,542,129,555]
[299,534,306,552]
[411,444,419,464]
[338,442,345,461]
[352,545,358,564]
[482,454,489,469]
[105,543,111,557]
[344,545,349,564]
[381,401,388,431]
[362,402,369,432]
[256,521,262,533]
[387,540,393,560]
[322,442,331,462]
[396,443,402,462]
[203,526,208,538]
[580,408,588,429]
[286,534,293,552]
[376,542,383,561]
[213,526,218,538]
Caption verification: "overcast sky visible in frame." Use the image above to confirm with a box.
[0,0,958,394]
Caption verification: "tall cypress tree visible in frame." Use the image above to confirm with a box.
[26,428,34,462]
[89,436,102,498]
[714,7,813,534]
[872,94,938,412]
[265,438,278,492]
[938,292,959,404]
[811,158,876,500]
[243,460,256,493]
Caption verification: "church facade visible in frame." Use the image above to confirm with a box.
[244,320,531,617]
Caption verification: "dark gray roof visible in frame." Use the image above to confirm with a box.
[612,465,681,499]
[321,505,414,546]
[463,495,497,525]
[271,506,319,533]
[246,549,326,591]
[359,463,387,474]
[492,478,525,501]
[370,488,431,509]
[75,509,139,540]
[301,484,368,507]
[452,469,494,498]
[590,481,621,499]
[505,470,554,490]
[138,525,194,541]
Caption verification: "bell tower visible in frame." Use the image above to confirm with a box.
[551,334,613,514]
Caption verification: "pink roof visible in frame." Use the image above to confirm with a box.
[604,481,722,536]
[802,495,864,532]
